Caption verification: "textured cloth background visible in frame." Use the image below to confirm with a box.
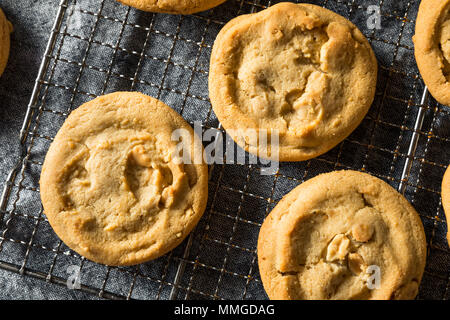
[0,0,448,299]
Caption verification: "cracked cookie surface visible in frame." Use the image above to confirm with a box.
[257,170,426,300]
[116,0,226,14]
[414,0,450,106]
[40,92,208,266]
[0,7,12,77]
[209,3,377,161]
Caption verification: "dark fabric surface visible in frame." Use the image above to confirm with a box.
[0,0,448,300]
[0,0,96,299]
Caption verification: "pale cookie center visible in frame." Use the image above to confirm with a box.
[60,129,187,236]
[351,222,374,242]
[235,18,355,136]
[296,228,373,299]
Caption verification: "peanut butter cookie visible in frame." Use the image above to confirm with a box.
[0,7,12,77]
[40,92,208,266]
[258,170,426,300]
[414,0,450,106]
[442,165,450,245]
[209,3,377,161]
[117,0,226,14]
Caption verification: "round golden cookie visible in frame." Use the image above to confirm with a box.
[40,92,208,266]
[0,7,12,77]
[116,0,226,14]
[442,165,450,245]
[209,3,377,162]
[414,0,450,106]
[258,170,427,300]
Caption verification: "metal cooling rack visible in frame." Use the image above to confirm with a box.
[0,0,448,300]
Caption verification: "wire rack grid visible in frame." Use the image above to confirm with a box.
[0,0,448,300]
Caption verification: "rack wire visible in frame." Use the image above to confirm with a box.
[0,0,448,300]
